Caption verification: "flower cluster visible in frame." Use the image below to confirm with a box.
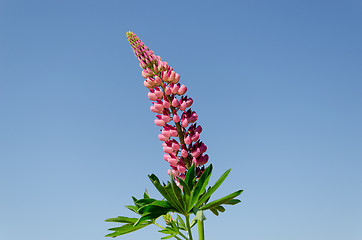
[127,32,208,182]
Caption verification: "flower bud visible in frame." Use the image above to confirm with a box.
[173,114,180,123]
[155,119,165,126]
[184,134,192,145]
[148,92,157,101]
[165,86,171,95]
[159,134,170,141]
[190,132,199,142]
[181,118,188,128]
[179,101,187,111]
[154,87,163,99]
[178,84,187,95]
[174,73,180,83]
[172,98,179,107]
[163,99,171,108]
[171,83,180,94]
[181,149,188,158]
[177,163,187,173]
[154,75,162,86]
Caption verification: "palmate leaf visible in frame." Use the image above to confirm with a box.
[105,222,152,238]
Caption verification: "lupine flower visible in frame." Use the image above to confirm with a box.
[126,31,209,180]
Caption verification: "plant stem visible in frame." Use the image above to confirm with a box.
[185,215,193,240]
[179,232,189,240]
[197,218,205,240]
[154,222,165,230]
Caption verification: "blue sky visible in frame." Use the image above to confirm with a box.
[1,0,361,239]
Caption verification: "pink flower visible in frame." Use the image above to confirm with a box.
[181,118,188,128]
[177,162,187,173]
[163,99,171,108]
[148,90,157,101]
[144,78,156,88]
[151,100,164,113]
[184,133,192,145]
[154,75,162,85]
[154,87,163,99]
[154,115,165,126]
[127,31,210,176]
[171,97,179,107]
[181,149,188,158]
[170,83,180,94]
[164,86,171,95]
[197,154,209,166]
[167,154,179,167]
[158,134,170,141]
[174,73,180,83]
[142,68,154,78]
[178,84,187,95]
[173,114,180,123]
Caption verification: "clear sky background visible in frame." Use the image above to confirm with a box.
[1,0,361,240]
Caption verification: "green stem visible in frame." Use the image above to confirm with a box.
[185,215,193,240]
[197,218,205,240]
[174,236,182,240]
[153,222,165,230]
[179,231,189,240]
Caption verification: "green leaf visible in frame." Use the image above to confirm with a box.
[132,196,138,205]
[105,222,151,238]
[169,217,178,230]
[190,165,213,210]
[134,210,168,226]
[144,188,150,198]
[164,182,185,213]
[216,205,225,213]
[159,227,177,234]
[194,168,231,209]
[170,172,186,212]
[135,198,157,208]
[178,178,191,211]
[200,190,243,211]
[149,174,183,213]
[105,216,138,224]
[176,215,187,231]
[161,234,177,239]
[125,205,138,214]
[138,201,172,215]
[209,208,219,216]
[178,178,191,197]
[184,164,195,190]
[224,199,241,205]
